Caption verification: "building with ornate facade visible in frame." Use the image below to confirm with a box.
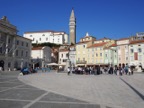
[0,16,32,71]
[76,33,96,66]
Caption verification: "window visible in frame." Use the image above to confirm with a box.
[0,47,2,53]
[39,38,41,41]
[130,49,134,53]
[33,38,35,41]
[42,34,45,36]
[16,41,19,45]
[131,56,134,61]
[126,57,128,60]
[30,35,32,37]
[25,51,28,57]
[63,59,67,62]
[61,54,63,58]
[26,43,28,47]
[16,50,18,56]
[105,54,107,57]
[83,45,85,48]
[66,53,68,57]
[96,53,98,57]
[46,38,48,41]
[138,55,142,61]
[78,58,80,61]
[100,53,102,57]
[21,42,24,46]
[21,50,23,57]
[118,46,120,49]
[83,58,85,61]
[8,39,11,43]
[119,58,121,61]
[138,48,142,53]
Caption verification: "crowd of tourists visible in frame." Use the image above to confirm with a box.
[67,64,134,76]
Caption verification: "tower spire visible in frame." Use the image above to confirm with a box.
[70,8,75,21]
[69,8,76,44]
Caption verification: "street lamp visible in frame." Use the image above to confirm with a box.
[42,57,45,68]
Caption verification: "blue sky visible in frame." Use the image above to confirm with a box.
[0,0,144,42]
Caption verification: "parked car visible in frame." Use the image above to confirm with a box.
[21,67,30,75]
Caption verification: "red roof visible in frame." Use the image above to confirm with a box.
[76,41,90,45]
[110,43,117,47]
[32,47,43,50]
[87,42,107,48]
[129,40,144,44]
[104,43,117,49]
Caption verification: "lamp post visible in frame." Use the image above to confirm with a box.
[42,57,45,68]
[32,60,35,69]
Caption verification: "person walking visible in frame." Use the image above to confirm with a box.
[124,64,129,75]
[67,67,70,75]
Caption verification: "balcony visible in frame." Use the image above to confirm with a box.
[76,60,87,64]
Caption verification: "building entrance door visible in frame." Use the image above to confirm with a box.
[0,60,4,70]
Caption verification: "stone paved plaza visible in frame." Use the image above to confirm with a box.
[0,71,144,108]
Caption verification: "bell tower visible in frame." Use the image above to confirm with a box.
[69,8,76,44]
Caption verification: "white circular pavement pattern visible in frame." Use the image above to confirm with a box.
[18,72,144,108]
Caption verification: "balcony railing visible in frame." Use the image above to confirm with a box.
[76,60,87,64]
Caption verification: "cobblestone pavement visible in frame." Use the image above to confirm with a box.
[0,71,144,108]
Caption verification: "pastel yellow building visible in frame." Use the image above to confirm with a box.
[87,38,111,65]
[87,42,107,65]
[76,33,96,66]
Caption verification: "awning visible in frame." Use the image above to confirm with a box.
[47,63,59,66]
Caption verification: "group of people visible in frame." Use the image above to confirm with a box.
[67,64,134,76]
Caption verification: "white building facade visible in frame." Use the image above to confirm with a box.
[31,46,51,68]
[129,34,144,67]
[24,30,68,45]
[69,45,76,67]
[58,49,69,66]
[0,16,32,71]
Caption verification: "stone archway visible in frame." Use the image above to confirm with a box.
[0,60,4,70]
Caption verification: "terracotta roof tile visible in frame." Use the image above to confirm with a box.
[110,43,117,47]
[129,40,144,44]
[32,47,44,50]
[76,41,90,45]
[87,42,107,48]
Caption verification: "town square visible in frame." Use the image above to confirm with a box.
[0,0,144,108]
